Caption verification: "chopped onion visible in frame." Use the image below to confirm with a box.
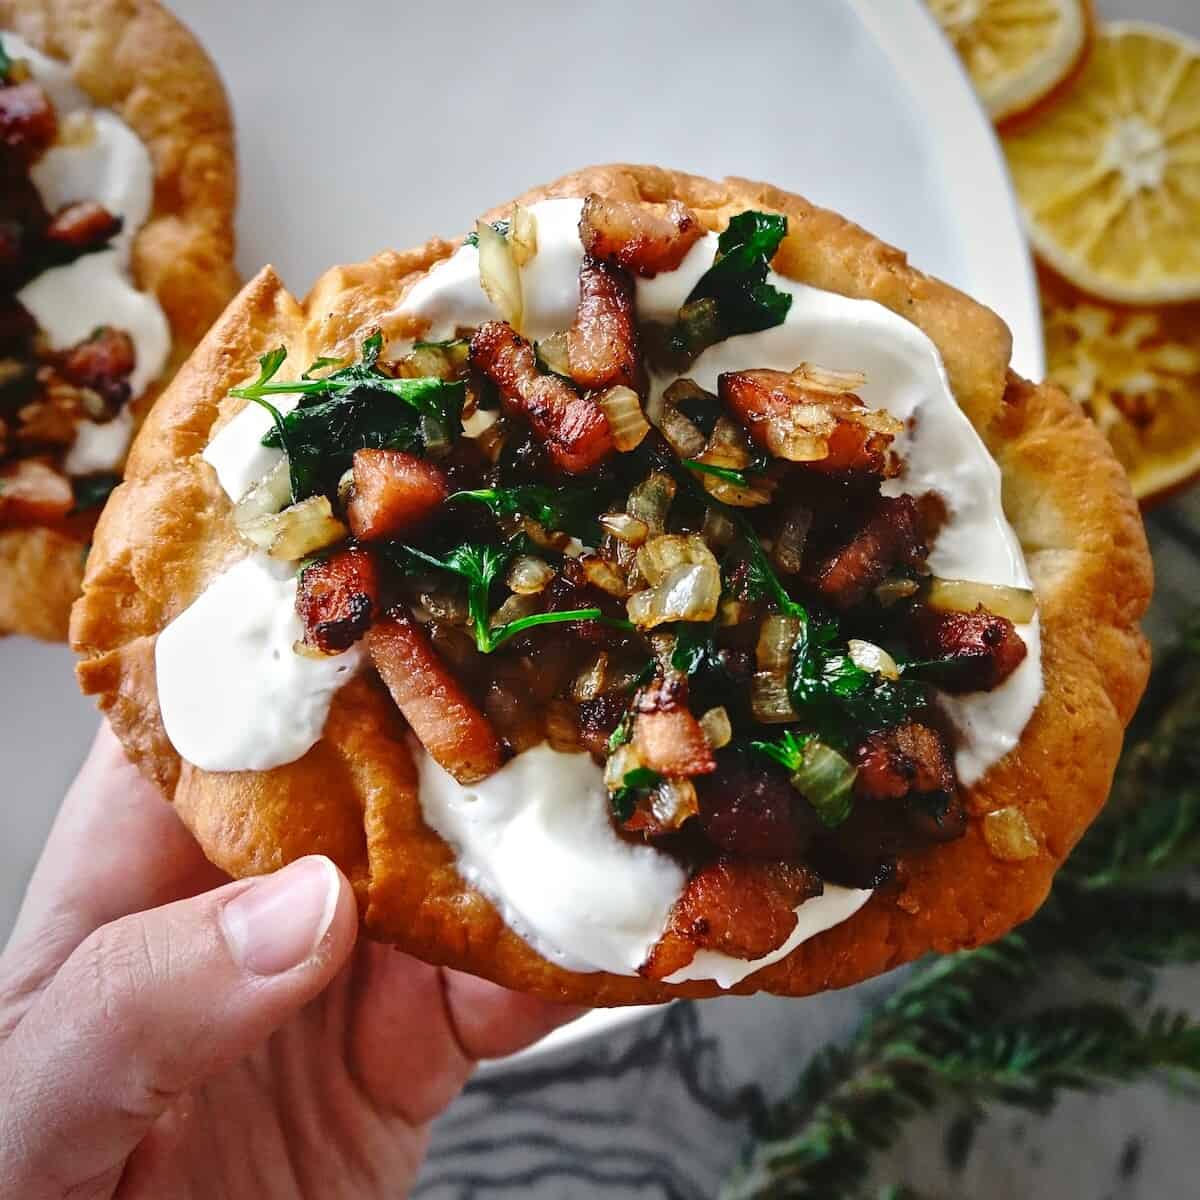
[598,385,651,451]
[751,671,798,724]
[506,554,555,595]
[599,512,649,546]
[790,362,868,394]
[701,507,737,551]
[232,457,292,526]
[237,495,347,560]
[582,554,631,598]
[719,597,750,626]
[509,204,538,267]
[474,413,508,463]
[926,578,1037,624]
[875,576,920,608]
[521,516,571,552]
[626,473,676,536]
[535,330,570,376]
[628,540,720,628]
[765,399,900,464]
[476,218,522,330]
[572,652,609,702]
[489,592,540,629]
[756,613,803,672]
[420,589,469,625]
[395,340,468,381]
[544,699,582,752]
[651,778,699,831]
[659,403,707,458]
[848,638,900,680]
[694,417,775,507]
[771,506,812,575]
[789,740,856,826]
[636,534,714,587]
[605,743,643,791]
[699,706,732,749]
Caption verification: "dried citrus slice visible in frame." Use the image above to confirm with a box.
[1041,266,1200,503]
[1005,23,1200,305]
[928,0,1092,124]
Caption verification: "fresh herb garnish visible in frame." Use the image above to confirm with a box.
[463,218,510,247]
[449,484,599,541]
[70,473,120,513]
[232,335,465,502]
[668,211,793,359]
[750,729,855,827]
[682,455,770,489]
[0,37,11,83]
[611,766,663,821]
[788,617,928,739]
[394,540,633,654]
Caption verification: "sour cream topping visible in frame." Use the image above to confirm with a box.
[5,32,170,473]
[155,554,362,773]
[170,195,1042,980]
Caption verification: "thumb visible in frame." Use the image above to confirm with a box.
[0,855,357,1199]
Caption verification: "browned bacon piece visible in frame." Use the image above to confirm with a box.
[567,256,644,394]
[347,448,449,541]
[719,369,901,474]
[856,721,956,803]
[632,675,716,778]
[58,327,136,409]
[697,754,819,860]
[469,320,613,474]
[296,546,380,654]
[579,194,704,278]
[807,495,925,610]
[641,859,823,980]
[44,201,122,254]
[368,610,506,784]
[907,605,1028,693]
[0,81,57,162]
[0,458,73,524]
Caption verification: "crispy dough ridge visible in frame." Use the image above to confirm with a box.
[0,0,238,639]
[72,164,1152,1005]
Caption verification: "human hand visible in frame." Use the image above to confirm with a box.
[0,724,582,1199]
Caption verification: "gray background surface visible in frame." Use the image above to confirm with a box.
[2,1,1198,1197]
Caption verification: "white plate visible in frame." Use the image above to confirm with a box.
[0,0,1042,1059]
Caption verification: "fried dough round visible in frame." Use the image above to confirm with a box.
[72,165,1153,1005]
[0,0,238,640]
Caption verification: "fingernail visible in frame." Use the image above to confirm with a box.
[221,856,341,975]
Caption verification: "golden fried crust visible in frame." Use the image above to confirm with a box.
[72,164,1153,1006]
[0,0,238,640]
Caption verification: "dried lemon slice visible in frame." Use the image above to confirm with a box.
[928,0,1092,124]
[1042,267,1200,503]
[1005,23,1200,305]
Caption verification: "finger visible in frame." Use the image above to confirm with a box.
[2,724,224,998]
[442,968,587,1061]
[0,855,356,1200]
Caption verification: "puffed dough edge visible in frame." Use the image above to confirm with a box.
[0,0,239,639]
[72,164,1153,1005]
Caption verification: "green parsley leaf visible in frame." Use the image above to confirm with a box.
[751,728,811,772]
[232,339,465,502]
[610,765,663,821]
[394,540,631,653]
[667,211,793,359]
[751,731,855,828]
[0,37,12,82]
[448,484,598,541]
[682,455,770,489]
[463,218,510,248]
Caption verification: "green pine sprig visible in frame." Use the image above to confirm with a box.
[722,617,1200,1199]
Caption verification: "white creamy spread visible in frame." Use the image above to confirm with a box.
[155,554,362,772]
[5,32,170,472]
[166,195,1044,980]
